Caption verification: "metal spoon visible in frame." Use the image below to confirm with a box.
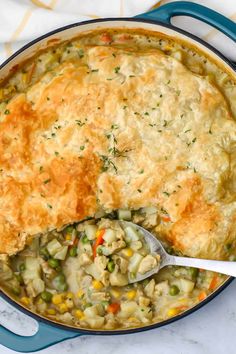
[121,221,236,283]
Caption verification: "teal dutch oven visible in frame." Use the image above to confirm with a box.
[0,2,236,352]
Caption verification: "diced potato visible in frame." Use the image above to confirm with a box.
[139,296,150,307]
[84,225,98,240]
[110,272,128,286]
[32,278,45,295]
[86,316,105,329]
[23,257,41,283]
[84,305,99,318]
[103,229,117,244]
[80,242,92,256]
[128,253,143,273]
[54,246,68,260]
[124,226,140,242]
[179,278,195,293]
[136,307,152,322]
[144,279,155,298]
[118,209,132,220]
[120,301,138,318]
[47,239,62,256]
[85,263,102,280]
[155,280,169,296]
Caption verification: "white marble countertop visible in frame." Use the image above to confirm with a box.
[1,279,236,354]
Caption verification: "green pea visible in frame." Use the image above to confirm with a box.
[41,291,52,303]
[81,235,89,244]
[189,267,199,279]
[48,258,60,269]
[169,285,180,296]
[15,274,24,285]
[64,225,74,234]
[53,274,68,292]
[69,246,77,257]
[96,245,104,255]
[39,247,50,260]
[84,302,92,309]
[107,260,115,273]
[12,287,21,296]
[19,263,26,272]
[101,301,109,309]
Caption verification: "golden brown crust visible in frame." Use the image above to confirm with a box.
[0,44,236,259]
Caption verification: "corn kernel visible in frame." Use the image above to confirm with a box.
[20,297,30,306]
[167,308,180,317]
[110,288,121,299]
[65,234,72,241]
[121,248,133,258]
[76,289,84,299]
[37,298,44,305]
[74,309,84,319]
[22,72,28,84]
[66,292,74,299]
[58,303,68,314]
[126,290,136,300]
[92,280,103,290]
[47,308,56,315]
[52,294,63,305]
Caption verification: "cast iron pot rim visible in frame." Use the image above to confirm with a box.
[0,16,235,335]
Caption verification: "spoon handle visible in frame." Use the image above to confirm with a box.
[170,255,236,277]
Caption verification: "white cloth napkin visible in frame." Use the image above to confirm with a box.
[0,0,235,65]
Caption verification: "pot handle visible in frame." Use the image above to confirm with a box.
[136,1,236,42]
[0,320,80,353]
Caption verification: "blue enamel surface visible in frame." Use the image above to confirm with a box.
[0,321,80,353]
[136,1,236,42]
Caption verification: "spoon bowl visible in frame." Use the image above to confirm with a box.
[120,221,236,283]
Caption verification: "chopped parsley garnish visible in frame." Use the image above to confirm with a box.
[39,166,43,172]
[54,151,59,156]
[80,146,85,150]
[78,49,84,58]
[47,204,52,209]
[184,129,191,133]
[144,112,149,116]
[99,155,117,173]
[114,66,120,74]
[46,97,50,101]
[76,119,85,127]
[97,107,101,110]
[123,105,128,110]
[192,137,197,143]
[43,179,51,184]
[176,90,181,96]
[163,120,168,127]
[91,69,99,72]
[139,169,144,174]
[111,124,119,130]
[137,189,142,193]
[4,109,10,115]
[163,191,170,197]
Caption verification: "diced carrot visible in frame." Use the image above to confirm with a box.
[93,229,105,257]
[198,291,207,301]
[107,302,120,314]
[161,215,171,222]
[100,33,112,44]
[175,305,188,311]
[209,275,218,291]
